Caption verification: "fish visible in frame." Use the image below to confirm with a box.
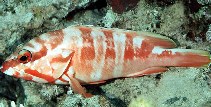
[1,25,210,98]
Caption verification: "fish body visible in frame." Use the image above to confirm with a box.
[1,25,210,97]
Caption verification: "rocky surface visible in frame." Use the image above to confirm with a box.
[0,0,210,107]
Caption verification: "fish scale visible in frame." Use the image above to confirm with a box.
[1,25,210,98]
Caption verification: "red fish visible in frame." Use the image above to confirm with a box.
[1,26,210,97]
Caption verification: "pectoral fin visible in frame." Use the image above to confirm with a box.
[69,76,93,98]
[52,50,75,79]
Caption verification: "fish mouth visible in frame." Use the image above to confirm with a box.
[0,60,21,77]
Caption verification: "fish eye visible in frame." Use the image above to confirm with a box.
[19,56,28,61]
[18,49,32,64]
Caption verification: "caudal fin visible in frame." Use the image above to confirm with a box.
[156,48,211,67]
[138,32,210,67]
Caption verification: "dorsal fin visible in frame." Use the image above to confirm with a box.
[139,32,177,48]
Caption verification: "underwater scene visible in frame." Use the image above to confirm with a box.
[0,0,211,107]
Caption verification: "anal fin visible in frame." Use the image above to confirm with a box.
[88,81,106,84]
[126,67,167,77]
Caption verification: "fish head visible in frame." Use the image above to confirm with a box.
[1,49,35,80]
[1,36,75,83]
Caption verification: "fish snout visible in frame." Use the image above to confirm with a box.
[0,60,19,76]
[0,61,9,73]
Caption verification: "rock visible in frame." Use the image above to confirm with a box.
[197,0,211,5]
[107,0,140,14]
[0,0,97,56]
[129,68,211,107]
[206,25,211,42]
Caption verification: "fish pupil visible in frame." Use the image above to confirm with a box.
[20,56,28,61]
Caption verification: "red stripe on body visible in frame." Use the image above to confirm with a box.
[100,29,116,80]
[73,52,94,83]
[47,30,64,49]
[31,46,48,62]
[71,27,95,83]
[79,27,95,60]
[124,32,135,60]
[25,68,55,82]
[102,30,116,59]
[31,29,64,62]
[135,40,154,58]
[30,38,48,62]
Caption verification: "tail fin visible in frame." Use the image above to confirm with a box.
[155,48,211,67]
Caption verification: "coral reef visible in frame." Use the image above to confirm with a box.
[129,68,211,107]
[0,0,97,55]
[197,0,211,5]
[0,0,210,106]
